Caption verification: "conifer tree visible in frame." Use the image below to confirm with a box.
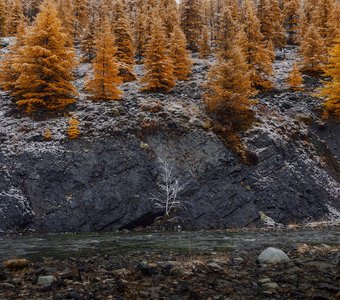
[205,43,255,131]
[180,0,204,51]
[43,127,52,140]
[113,0,136,82]
[0,19,26,92]
[68,116,80,139]
[199,26,211,58]
[300,25,326,74]
[12,0,77,113]
[73,0,89,41]
[283,0,300,43]
[58,0,75,46]
[241,0,273,90]
[257,0,285,49]
[0,0,7,36]
[86,15,122,101]
[320,36,340,120]
[170,25,192,80]
[141,13,175,93]
[288,63,303,90]
[134,0,149,59]
[6,0,24,35]
[218,4,237,54]
[80,18,96,62]
[160,0,180,37]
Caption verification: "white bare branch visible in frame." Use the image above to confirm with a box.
[152,158,188,217]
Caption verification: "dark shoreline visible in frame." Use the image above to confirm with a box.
[0,235,339,299]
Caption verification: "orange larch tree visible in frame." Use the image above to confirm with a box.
[288,63,303,90]
[199,25,211,58]
[86,15,122,101]
[6,0,24,35]
[73,0,90,42]
[0,19,27,93]
[300,24,327,74]
[257,0,286,49]
[140,13,175,93]
[205,42,255,131]
[180,0,204,51]
[112,0,136,82]
[0,0,7,36]
[12,0,78,113]
[57,0,75,46]
[170,25,192,80]
[283,0,300,44]
[320,36,340,120]
[241,0,274,90]
[80,17,96,62]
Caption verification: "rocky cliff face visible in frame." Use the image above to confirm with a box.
[0,46,339,233]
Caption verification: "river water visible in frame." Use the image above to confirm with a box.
[0,229,339,262]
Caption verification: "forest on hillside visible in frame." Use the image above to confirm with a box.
[0,0,339,125]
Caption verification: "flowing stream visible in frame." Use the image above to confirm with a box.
[0,229,339,262]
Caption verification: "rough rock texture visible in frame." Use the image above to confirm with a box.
[0,45,339,232]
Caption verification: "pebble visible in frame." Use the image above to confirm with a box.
[258,278,271,284]
[37,275,57,287]
[207,262,223,271]
[262,282,279,290]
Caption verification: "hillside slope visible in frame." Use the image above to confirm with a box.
[0,45,339,232]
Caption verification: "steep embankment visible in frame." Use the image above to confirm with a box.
[0,45,339,232]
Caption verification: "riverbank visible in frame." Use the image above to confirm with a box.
[0,228,339,299]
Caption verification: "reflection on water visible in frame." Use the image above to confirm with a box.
[0,230,339,262]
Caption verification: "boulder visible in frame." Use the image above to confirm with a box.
[257,247,290,264]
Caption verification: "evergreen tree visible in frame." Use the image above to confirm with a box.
[86,15,122,101]
[257,0,285,49]
[68,116,80,139]
[6,0,24,35]
[218,4,237,54]
[134,0,149,59]
[0,19,26,93]
[73,0,89,42]
[205,43,255,131]
[199,26,211,58]
[312,0,338,48]
[43,127,52,140]
[288,63,303,90]
[13,0,77,113]
[300,25,326,74]
[283,0,300,44]
[180,0,204,51]
[58,0,75,46]
[170,25,192,80]
[0,0,7,36]
[141,13,175,93]
[160,0,180,37]
[80,18,96,62]
[321,36,340,120]
[113,0,136,82]
[241,0,274,90]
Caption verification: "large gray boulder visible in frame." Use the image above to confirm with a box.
[258,247,290,264]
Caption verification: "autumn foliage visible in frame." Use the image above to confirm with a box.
[68,116,80,139]
[321,36,340,120]
[205,43,255,131]
[288,63,303,91]
[3,0,77,113]
[140,13,175,93]
[86,15,122,101]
